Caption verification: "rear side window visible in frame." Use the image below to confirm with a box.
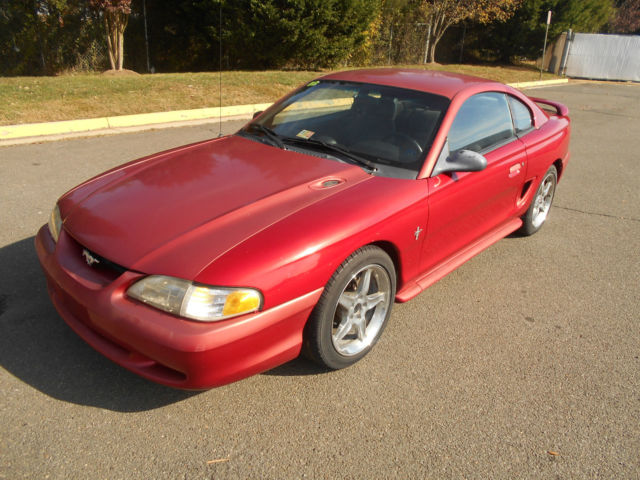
[508,96,533,133]
[449,92,514,152]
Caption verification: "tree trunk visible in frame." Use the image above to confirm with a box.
[117,29,124,70]
[428,13,454,64]
[117,12,128,71]
[428,9,444,63]
[428,41,437,63]
[423,18,432,64]
[103,10,129,71]
[104,16,116,70]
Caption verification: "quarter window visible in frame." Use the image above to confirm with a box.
[508,96,534,133]
[449,92,514,152]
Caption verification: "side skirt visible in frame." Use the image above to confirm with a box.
[395,217,523,302]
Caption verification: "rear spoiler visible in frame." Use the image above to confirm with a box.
[530,97,569,117]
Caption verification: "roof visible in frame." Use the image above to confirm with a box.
[319,68,501,99]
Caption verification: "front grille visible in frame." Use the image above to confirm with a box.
[81,247,127,275]
[62,233,129,285]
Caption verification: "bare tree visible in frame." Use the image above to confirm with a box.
[420,0,520,63]
[90,0,131,70]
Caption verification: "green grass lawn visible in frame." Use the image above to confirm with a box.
[0,64,560,126]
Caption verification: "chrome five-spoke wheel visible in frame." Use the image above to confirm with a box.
[304,246,396,370]
[332,264,391,356]
[531,173,555,228]
[519,165,558,236]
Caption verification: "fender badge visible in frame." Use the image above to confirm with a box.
[82,248,100,267]
[414,226,423,240]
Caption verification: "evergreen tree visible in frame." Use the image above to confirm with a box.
[476,0,615,62]
[0,0,103,75]
[224,0,381,69]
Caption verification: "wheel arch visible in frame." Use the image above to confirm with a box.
[553,158,564,180]
[302,240,399,369]
[369,240,403,291]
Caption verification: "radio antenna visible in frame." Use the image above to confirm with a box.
[218,1,223,137]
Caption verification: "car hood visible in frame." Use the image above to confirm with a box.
[61,135,370,278]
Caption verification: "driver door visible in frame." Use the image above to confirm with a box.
[421,92,528,275]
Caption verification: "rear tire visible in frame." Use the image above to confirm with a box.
[304,246,396,370]
[519,165,557,236]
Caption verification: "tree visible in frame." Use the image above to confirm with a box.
[476,0,615,63]
[369,0,426,65]
[0,0,103,75]
[90,0,131,70]
[611,0,640,33]
[139,0,381,71]
[418,0,520,63]
[224,0,381,69]
[554,0,614,33]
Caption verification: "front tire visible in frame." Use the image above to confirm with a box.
[304,246,396,370]
[519,165,557,236]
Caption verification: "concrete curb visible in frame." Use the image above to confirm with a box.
[508,78,569,89]
[0,103,271,146]
[0,78,569,145]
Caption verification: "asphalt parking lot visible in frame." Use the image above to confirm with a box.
[1,82,638,479]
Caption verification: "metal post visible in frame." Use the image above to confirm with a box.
[559,29,572,76]
[459,22,466,63]
[540,10,551,80]
[143,0,151,73]
[388,24,393,65]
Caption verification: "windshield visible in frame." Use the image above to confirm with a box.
[241,80,450,178]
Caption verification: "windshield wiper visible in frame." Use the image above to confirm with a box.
[245,123,285,149]
[282,137,377,172]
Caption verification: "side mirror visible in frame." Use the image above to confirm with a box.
[252,110,263,119]
[445,149,488,172]
[431,141,487,176]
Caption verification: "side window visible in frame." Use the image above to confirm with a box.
[449,92,514,153]
[508,96,534,133]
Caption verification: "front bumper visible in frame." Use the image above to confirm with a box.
[35,225,322,389]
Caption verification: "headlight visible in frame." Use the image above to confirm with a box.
[126,275,262,322]
[48,204,62,243]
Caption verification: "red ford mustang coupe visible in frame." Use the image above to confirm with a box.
[36,69,570,389]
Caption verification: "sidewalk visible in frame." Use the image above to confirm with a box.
[0,78,569,146]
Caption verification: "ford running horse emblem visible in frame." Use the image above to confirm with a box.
[82,248,100,267]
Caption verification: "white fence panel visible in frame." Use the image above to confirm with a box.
[565,33,640,82]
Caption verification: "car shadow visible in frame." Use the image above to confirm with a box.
[262,356,329,377]
[0,237,198,412]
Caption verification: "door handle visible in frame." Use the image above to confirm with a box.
[509,162,524,177]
